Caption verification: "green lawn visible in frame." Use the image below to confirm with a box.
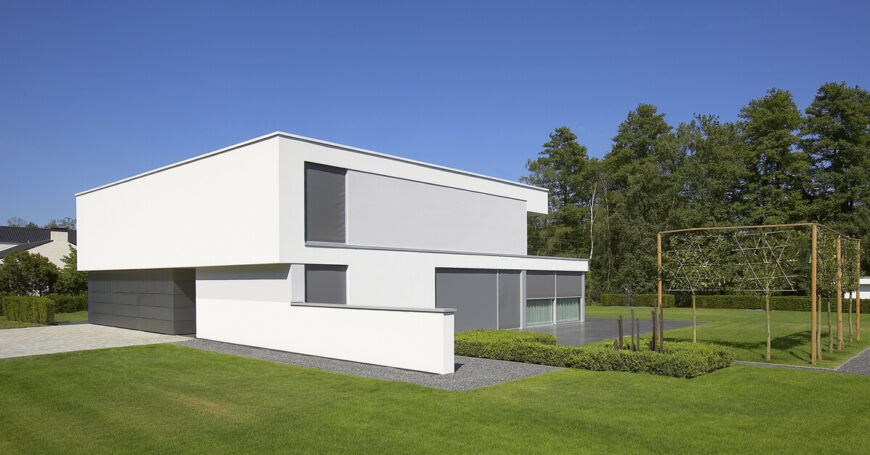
[0,315,40,329]
[0,344,867,454]
[586,305,870,368]
[0,311,89,329]
[55,311,88,323]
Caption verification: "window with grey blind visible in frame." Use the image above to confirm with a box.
[304,162,346,243]
[305,265,347,304]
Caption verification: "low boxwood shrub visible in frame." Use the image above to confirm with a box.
[1,296,56,324]
[600,293,675,307]
[455,330,733,378]
[45,294,88,313]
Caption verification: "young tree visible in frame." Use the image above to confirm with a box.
[0,251,59,296]
[56,246,87,295]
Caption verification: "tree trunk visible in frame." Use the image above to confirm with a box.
[630,309,636,351]
[818,294,823,361]
[828,298,833,354]
[692,292,698,343]
[588,184,596,260]
[651,310,656,352]
[765,290,771,361]
[849,298,853,343]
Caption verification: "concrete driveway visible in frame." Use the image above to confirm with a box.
[0,324,189,359]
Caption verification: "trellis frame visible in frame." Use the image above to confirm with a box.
[657,222,862,365]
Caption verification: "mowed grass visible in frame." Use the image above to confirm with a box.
[0,344,868,454]
[0,311,89,329]
[0,315,40,329]
[586,306,870,368]
[55,311,88,323]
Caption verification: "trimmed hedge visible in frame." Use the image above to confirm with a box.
[455,329,733,378]
[672,294,870,313]
[1,296,56,324]
[46,294,88,313]
[600,293,675,307]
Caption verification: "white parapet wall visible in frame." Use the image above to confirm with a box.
[195,265,455,374]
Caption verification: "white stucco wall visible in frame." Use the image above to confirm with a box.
[76,137,282,271]
[346,170,526,255]
[196,265,454,374]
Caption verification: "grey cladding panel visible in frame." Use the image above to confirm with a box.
[498,270,521,329]
[305,162,346,243]
[526,271,556,298]
[556,272,583,297]
[87,269,196,335]
[435,268,497,332]
[305,265,347,304]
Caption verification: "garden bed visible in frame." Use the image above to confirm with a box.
[455,329,733,378]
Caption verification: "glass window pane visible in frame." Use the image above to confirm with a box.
[525,298,553,326]
[556,297,580,322]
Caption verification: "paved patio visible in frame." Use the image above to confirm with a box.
[524,317,703,346]
[0,324,189,359]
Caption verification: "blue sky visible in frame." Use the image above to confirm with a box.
[1,0,868,225]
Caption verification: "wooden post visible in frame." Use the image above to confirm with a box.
[849,297,853,343]
[657,232,663,352]
[837,235,843,349]
[858,239,861,341]
[618,315,624,349]
[631,309,636,351]
[811,224,817,364]
[692,292,698,343]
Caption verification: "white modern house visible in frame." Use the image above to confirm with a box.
[76,132,588,374]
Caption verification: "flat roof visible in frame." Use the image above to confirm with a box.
[76,132,549,197]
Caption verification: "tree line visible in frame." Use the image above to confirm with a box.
[523,82,869,300]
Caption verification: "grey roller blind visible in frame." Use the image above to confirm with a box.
[305,265,347,304]
[498,270,522,329]
[305,162,346,243]
[556,272,583,297]
[435,268,497,332]
[526,271,556,299]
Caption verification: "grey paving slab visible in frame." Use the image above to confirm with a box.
[524,316,703,346]
[0,324,189,359]
[177,338,561,391]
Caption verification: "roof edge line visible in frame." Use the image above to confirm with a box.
[75,131,548,197]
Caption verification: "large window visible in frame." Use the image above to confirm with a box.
[525,298,553,326]
[305,162,346,243]
[305,264,347,304]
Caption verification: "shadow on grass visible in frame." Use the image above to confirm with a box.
[663,331,815,362]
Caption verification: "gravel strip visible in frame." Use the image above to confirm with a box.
[732,360,840,373]
[733,347,870,376]
[176,338,561,391]
[835,346,870,375]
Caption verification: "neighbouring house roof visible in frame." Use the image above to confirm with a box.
[0,239,54,259]
[0,226,77,245]
[0,226,52,243]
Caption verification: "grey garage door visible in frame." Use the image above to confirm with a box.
[435,268,497,333]
[88,268,196,335]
